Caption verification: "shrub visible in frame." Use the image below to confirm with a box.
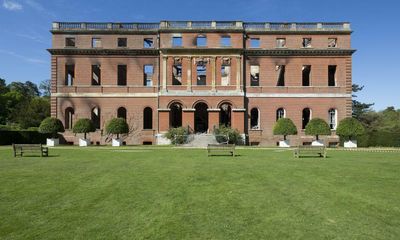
[336,117,365,141]
[305,118,331,140]
[0,130,51,145]
[165,127,189,145]
[38,117,65,138]
[214,125,243,144]
[72,118,96,139]
[105,118,129,139]
[273,118,298,140]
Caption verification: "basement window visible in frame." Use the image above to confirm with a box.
[172,64,182,85]
[196,63,206,85]
[221,36,231,47]
[250,38,260,48]
[276,65,285,86]
[91,65,101,85]
[117,38,127,47]
[117,65,127,86]
[65,64,74,86]
[92,38,102,48]
[172,36,182,47]
[144,65,153,86]
[276,38,286,48]
[197,35,207,47]
[328,38,337,48]
[302,65,311,86]
[144,38,154,48]
[250,65,259,86]
[328,65,337,86]
[65,37,75,47]
[302,38,312,48]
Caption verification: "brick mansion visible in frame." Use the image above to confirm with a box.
[48,21,355,146]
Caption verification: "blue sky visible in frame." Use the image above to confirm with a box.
[0,0,398,110]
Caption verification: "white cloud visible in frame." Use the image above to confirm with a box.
[2,0,22,11]
[0,49,46,64]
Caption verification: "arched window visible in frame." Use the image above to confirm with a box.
[302,108,311,129]
[65,107,74,129]
[276,108,285,121]
[250,108,260,130]
[328,108,337,130]
[117,107,127,120]
[143,107,153,130]
[91,107,101,129]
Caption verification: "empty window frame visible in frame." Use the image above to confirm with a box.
[197,35,207,47]
[250,108,260,130]
[276,38,286,48]
[172,36,182,47]
[276,108,286,121]
[302,108,311,129]
[65,64,75,86]
[276,65,285,86]
[92,38,102,48]
[250,38,260,48]
[117,65,127,86]
[144,38,154,48]
[328,38,337,48]
[302,38,312,48]
[117,38,127,47]
[64,107,74,129]
[65,37,75,47]
[328,65,337,86]
[91,65,101,86]
[221,36,231,47]
[144,65,153,86]
[91,107,101,129]
[143,107,153,129]
[221,65,231,86]
[196,63,206,85]
[117,107,127,120]
[250,65,260,86]
[172,64,182,85]
[328,109,337,130]
[302,65,311,86]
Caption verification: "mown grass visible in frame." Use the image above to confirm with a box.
[0,146,399,239]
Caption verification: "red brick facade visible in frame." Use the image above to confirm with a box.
[49,21,355,146]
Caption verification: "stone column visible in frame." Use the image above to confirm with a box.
[211,57,216,92]
[187,57,192,91]
[236,56,241,91]
[162,56,167,92]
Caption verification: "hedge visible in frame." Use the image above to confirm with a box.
[0,130,52,145]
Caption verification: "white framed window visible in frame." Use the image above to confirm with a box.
[276,108,286,121]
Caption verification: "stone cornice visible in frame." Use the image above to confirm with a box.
[244,49,356,56]
[160,48,243,55]
[47,48,159,56]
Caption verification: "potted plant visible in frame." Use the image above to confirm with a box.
[72,118,96,147]
[273,118,297,147]
[305,118,331,146]
[336,117,365,148]
[38,117,65,146]
[105,118,129,147]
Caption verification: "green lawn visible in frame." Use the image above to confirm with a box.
[0,146,399,239]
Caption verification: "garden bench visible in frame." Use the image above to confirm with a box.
[12,144,49,157]
[294,146,326,158]
[207,144,235,157]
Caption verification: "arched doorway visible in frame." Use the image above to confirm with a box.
[169,102,182,128]
[194,102,208,133]
[219,103,232,127]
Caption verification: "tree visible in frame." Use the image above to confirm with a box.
[38,117,65,138]
[105,118,129,139]
[305,118,331,140]
[8,81,39,98]
[72,119,96,139]
[39,79,51,97]
[352,84,374,119]
[273,118,298,140]
[0,77,8,94]
[336,117,365,141]
[10,97,50,129]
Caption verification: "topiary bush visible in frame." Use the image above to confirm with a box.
[165,127,189,145]
[38,117,65,138]
[105,118,129,139]
[72,118,96,139]
[305,118,331,140]
[273,118,298,140]
[336,117,365,141]
[214,125,243,144]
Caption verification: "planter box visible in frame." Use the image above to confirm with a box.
[79,138,90,147]
[112,138,123,147]
[344,140,357,148]
[279,140,290,148]
[46,138,59,147]
[311,140,324,146]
